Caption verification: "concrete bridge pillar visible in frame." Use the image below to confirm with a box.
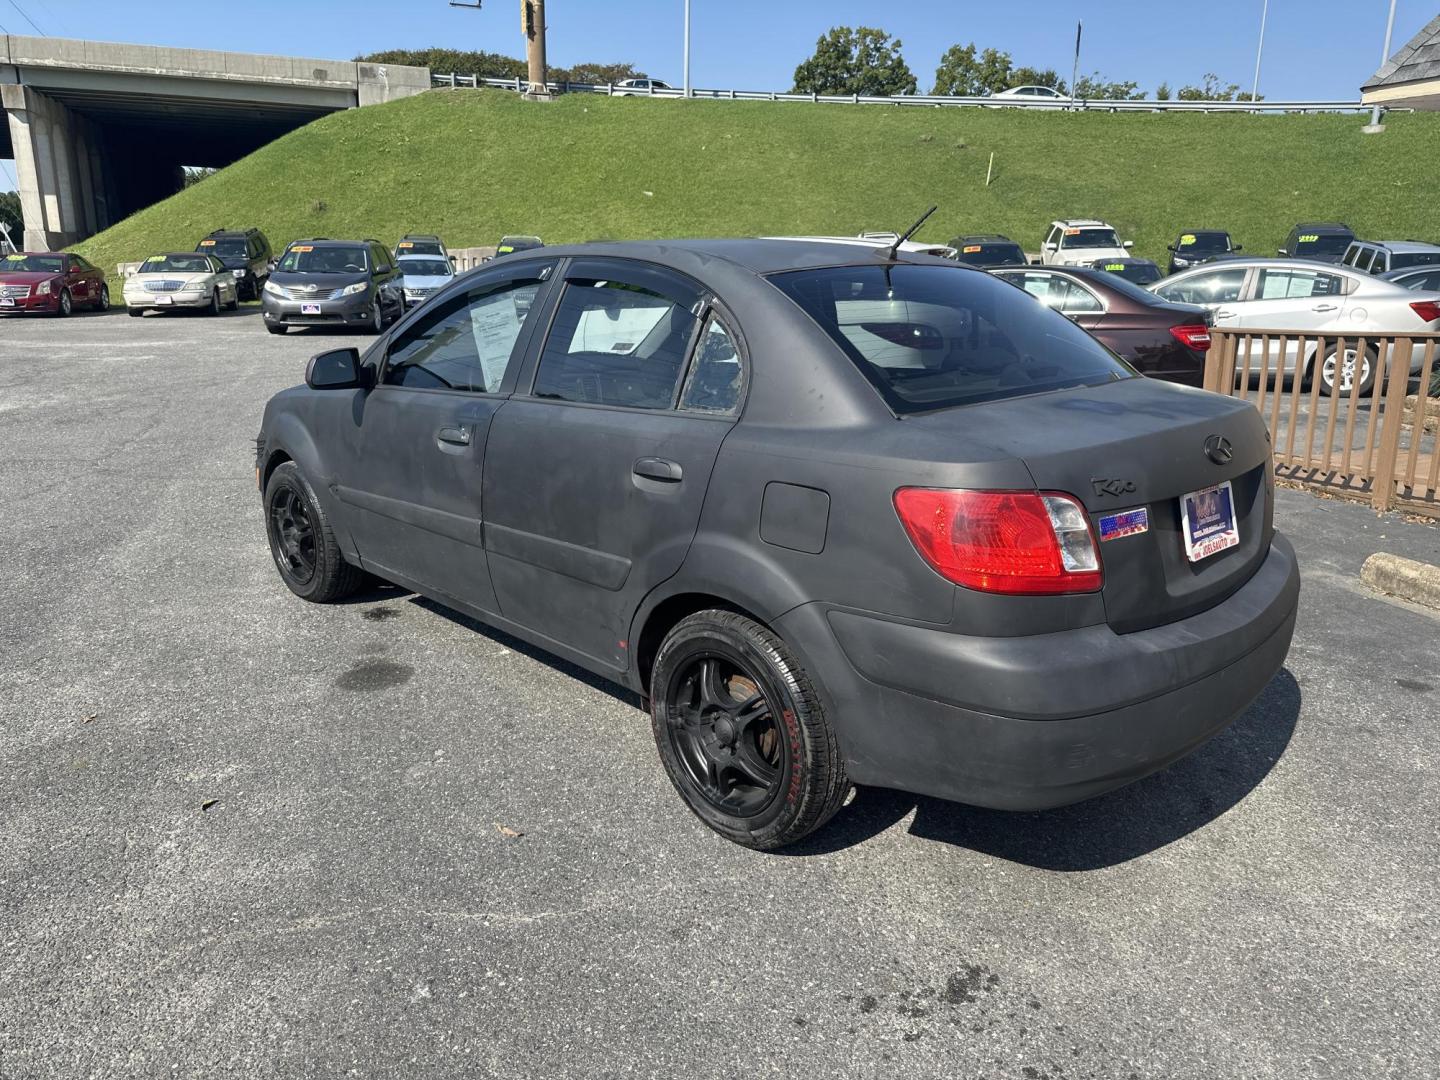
[2,83,105,251]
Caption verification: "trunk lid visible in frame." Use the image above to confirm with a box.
[910,377,1273,633]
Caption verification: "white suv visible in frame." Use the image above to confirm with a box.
[1040,219,1133,266]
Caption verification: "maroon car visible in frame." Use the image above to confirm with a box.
[0,251,109,316]
[992,265,1212,386]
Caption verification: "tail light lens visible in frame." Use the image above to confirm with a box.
[893,488,1103,595]
[1170,323,1212,351]
[1410,300,1440,324]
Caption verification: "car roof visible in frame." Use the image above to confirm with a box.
[499,237,975,277]
[1177,229,1230,236]
[1052,219,1112,228]
[1291,222,1351,233]
[286,239,368,248]
[400,233,442,241]
[1353,239,1440,252]
[1091,257,1157,266]
[952,234,1016,244]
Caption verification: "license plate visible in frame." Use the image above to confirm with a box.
[301,303,321,315]
[0,298,14,308]
[155,295,173,305]
[1180,481,1239,562]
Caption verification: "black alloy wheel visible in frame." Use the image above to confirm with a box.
[268,486,318,588]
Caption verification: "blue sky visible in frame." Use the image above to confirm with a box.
[2,0,1432,192]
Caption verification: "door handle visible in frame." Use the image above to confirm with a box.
[1214,309,1236,320]
[633,457,683,483]
[437,425,472,446]
[1312,304,1339,312]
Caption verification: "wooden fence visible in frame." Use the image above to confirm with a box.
[1203,329,1440,519]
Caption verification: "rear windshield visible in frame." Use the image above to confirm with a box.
[771,264,1134,414]
[278,245,368,273]
[2,254,65,273]
[1390,251,1440,270]
[1176,232,1231,254]
[400,259,453,277]
[397,241,444,257]
[141,254,214,273]
[1292,232,1352,257]
[954,242,1026,266]
[200,239,248,258]
[1060,228,1120,249]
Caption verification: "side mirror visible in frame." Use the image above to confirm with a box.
[1166,245,1176,253]
[1277,248,1288,256]
[1234,245,1244,252]
[1122,240,1134,249]
[1042,242,1056,251]
[306,347,367,390]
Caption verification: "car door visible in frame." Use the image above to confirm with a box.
[1041,226,1060,265]
[1002,270,1105,331]
[1153,266,1249,318]
[335,261,555,612]
[482,257,743,673]
[1228,267,1346,371]
[63,255,90,303]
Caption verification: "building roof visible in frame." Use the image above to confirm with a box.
[1363,15,1440,108]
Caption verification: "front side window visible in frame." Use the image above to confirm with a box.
[278,245,368,273]
[1155,268,1247,305]
[680,316,744,415]
[1255,269,1343,300]
[772,263,1132,413]
[531,280,698,409]
[384,275,543,392]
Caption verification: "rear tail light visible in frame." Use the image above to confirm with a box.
[892,488,1103,595]
[1410,300,1440,324]
[1170,323,1212,351]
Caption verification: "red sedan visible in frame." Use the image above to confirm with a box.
[0,251,110,316]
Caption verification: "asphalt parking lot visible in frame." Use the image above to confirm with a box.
[2,307,1438,1080]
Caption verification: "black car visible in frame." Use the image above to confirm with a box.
[260,239,405,336]
[1379,266,1440,292]
[949,234,1027,267]
[198,228,273,300]
[495,235,544,257]
[1089,256,1163,285]
[1278,222,1354,264]
[256,239,1298,850]
[1166,230,1239,274]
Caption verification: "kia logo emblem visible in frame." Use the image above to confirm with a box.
[1204,435,1234,465]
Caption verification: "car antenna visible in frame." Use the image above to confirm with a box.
[886,205,938,261]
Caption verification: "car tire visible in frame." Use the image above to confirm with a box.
[650,610,850,851]
[263,461,365,603]
[227,289,240,311]
[208,289,222,316]
[128,306,142,318]
[55,289,72,317]
[97,284,110,312]
[266,323,287,335]
[367,300,384,335]
[1319,341,1377,397]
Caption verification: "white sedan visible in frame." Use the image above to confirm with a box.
[989,85,1069,108]
[124,252,240,316]
[1150,258,1440,395]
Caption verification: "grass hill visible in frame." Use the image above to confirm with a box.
[74,88,1440,275]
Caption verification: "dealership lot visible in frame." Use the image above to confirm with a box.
[2,310,1438,1078]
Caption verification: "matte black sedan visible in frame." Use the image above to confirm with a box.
[256,239,1299,850]
[991,264,1214,386]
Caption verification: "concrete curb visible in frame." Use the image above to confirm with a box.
[1360,553,1440,611]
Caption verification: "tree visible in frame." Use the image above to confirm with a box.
[0,190,21,241]
[1156,82,1172,101]
[1008,66,1067,94]
[1072,73,1143,100]
[1177,73,1242,101]
[355,49,647,87]
[931,43,1013,96]
[792,26,917,97]
[558,62,646,86]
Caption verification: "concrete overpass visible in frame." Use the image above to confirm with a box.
[1,36,430,250]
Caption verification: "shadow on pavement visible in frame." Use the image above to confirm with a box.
[789,668,1303,869]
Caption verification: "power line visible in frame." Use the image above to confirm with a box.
[4,0,44,35]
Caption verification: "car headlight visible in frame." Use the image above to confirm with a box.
[340,282,369,297]
[232,269,246,278]
[36,280,52,296]
[182,282,206,292]
[263,280,284,297]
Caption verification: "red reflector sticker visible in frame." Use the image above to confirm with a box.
[1098,507,1149,542]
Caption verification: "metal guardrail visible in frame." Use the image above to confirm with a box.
[431,73,1375,115]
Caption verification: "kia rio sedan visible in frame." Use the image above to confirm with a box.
[255,239,1300,850]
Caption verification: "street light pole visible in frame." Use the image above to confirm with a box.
[683,0,691,98]
[1369,0,1399,129]
[1251,0,1268,103]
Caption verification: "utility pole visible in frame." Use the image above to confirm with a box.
[1251,0,1268,103]
[1069,21,1081,111]
[1365,0,1399,132]
[683,0,692,98]
[522,0,549,98]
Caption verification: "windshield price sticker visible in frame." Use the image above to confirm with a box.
[1105,263,1125,271]
[1180,481,1240,562]
[292,245,314,253]
[1098,507,1149,542]
[1180,234,1197,246]
[963,245,982,254]
[199,239,216,246]
[398,241,414,248]
[4,254,23,261]
[1064,228,1081,236]
[1298,234,1319,244]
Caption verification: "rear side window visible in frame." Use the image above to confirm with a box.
[532,280,698,409]
[1005,272,1103,313]
[771,264,1132,413]
[679,315,743,415]
[1391,251,1440,270]
[1255,269,1343,299]
[384,275,543,392]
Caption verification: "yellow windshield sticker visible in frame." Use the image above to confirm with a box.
[4,254,24,261]
[145,255,165,263]
[1298,234,1319,244]
[1179,233,1196,246]
[199,239,216,246]
[1105,263,1125,271]
[292,245,314,253]
[963,245,982,254]
[497,246,514,253]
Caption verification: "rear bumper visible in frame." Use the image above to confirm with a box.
[777,533,1299,811]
